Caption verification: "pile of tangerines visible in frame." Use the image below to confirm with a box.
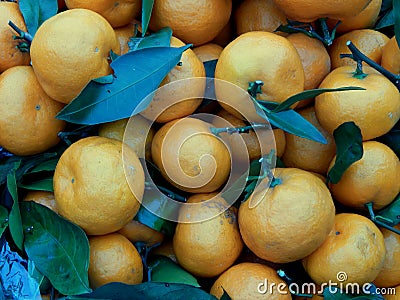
[1,0,400,299]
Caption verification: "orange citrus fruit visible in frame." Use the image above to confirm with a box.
[302,213,386,285]
[114,19,142,55]
[0,1,30,73]
[173,195,243,277]
[239,168,335,263]
[381,36,400,74]
[271,0,373,23]
[23,191,58,213]
[65,0,141,28]
[212,19,234,47]
[373,225,400,288]
[385,286,400,300]
[118,219,164,247]
[210,262,291,299]
[53,136,145,235]
[329,29,389,69]
[328,141,400,210]
[282,106,336,174]
[193,43,223,62]
[140,36,206,123]
[315,66,400,141]
[30,8,119,104]
[234,0,287,36]
[215,31,304,119]
[151,117,231,193]
[149,0,232,46]
[0,66,66,156]
[88,233,143,289]
[327,0,382,34]
[98,114,155,161]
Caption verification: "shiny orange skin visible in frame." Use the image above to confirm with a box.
[315,66,400,141]
[114,19,142,55]
[302,213,386,285]
[381,36,400,74]
[193,43,223,62]
[118,220,164,247]
[23,191,58,213]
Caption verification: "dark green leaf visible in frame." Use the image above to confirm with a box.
[7,172,24,250]
[0,205,8,237]
[141,0,155,37]
[376,126,400,157]
[254,101,327,144]
[375,9,395,29]
[70,282,217,300]
[56,45,191,125]
[220,289,232,300]
[204,59,218,78]
[394,0,400,48]
[129,27,172,51]
[271,87,365,113]
[19,0,58,36]
[0,157,22,186]
[148,256,200,287]
[15,152,58,180]
[20,201,91,295]
[376,193,400,225]
[25,158,58,174]
[28,260,48,293]
[327,122,363,184]
[323,287,352,299]
[381,0,394,12]
[92,74,114,85]
[18,177,54,192]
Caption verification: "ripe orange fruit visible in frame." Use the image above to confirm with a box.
[173,195,243,277]
[118,219,164,247]
[150,239,177,263]
[114,19,142,55]
[315,66,400,141]
[0,2,30,73]
[53,136,144,235]
[151,117,231,193]
[286,33,331,91]
[282,106,336,174]
[381,36,400,75]
[215,31,304,118]
[88,233,143,289]
[329,29,389,69]
[212,19,234,47]
[328,141,400,210]
[140,36,206,123]
[23,191,58,213]
[373,225,400,288]
[0,66,66,156]
[271,0,372,23]
[239,168,335,263]
[192,43,223,62]
[327,0,382,34]
[65,0,141,28]
[234,0,287,36]
[302,213,386,285]
[30,9,119,104]
[98,114,155,161]
[149,0,232,46]
[385,286,400,300]
[210,263,291,299]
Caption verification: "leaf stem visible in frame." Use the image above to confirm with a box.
[210,123,268,136]
[366,202,400,235]
[8,20,33,44]
[344,41,400,89]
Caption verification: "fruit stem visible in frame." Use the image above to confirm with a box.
[210,123,268,136]
[344,41,400,89]
[247,80,264,98]
[319,18,334,46]
[365,202,400,235]
[8,20,33,44]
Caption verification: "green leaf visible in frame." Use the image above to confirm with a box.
[7,172,24,250]
[394,0,400,48]
[69,282,217,300]
[18,177,54,192]
[129,27,172,51]
[375,9,395,29]
[376,193,400,225]
[18,0,58,36]
[24,158,58,174]
[56,45,191,125]
[327,122,363,184]
[271,87,365,113]
[141,0,155,37]
[0,205,8,237]
[28,260,51,293]
[20,201,91,295]
[220,289,232,300]
[376,124,400,157]
[148,256,200,287]
[254,101,327,144]
[0,157,22,186]
[204,59,218,78]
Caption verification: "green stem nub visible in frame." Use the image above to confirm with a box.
[248,81,264,98]
[365,202,400,236]
[8,20,33,44]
